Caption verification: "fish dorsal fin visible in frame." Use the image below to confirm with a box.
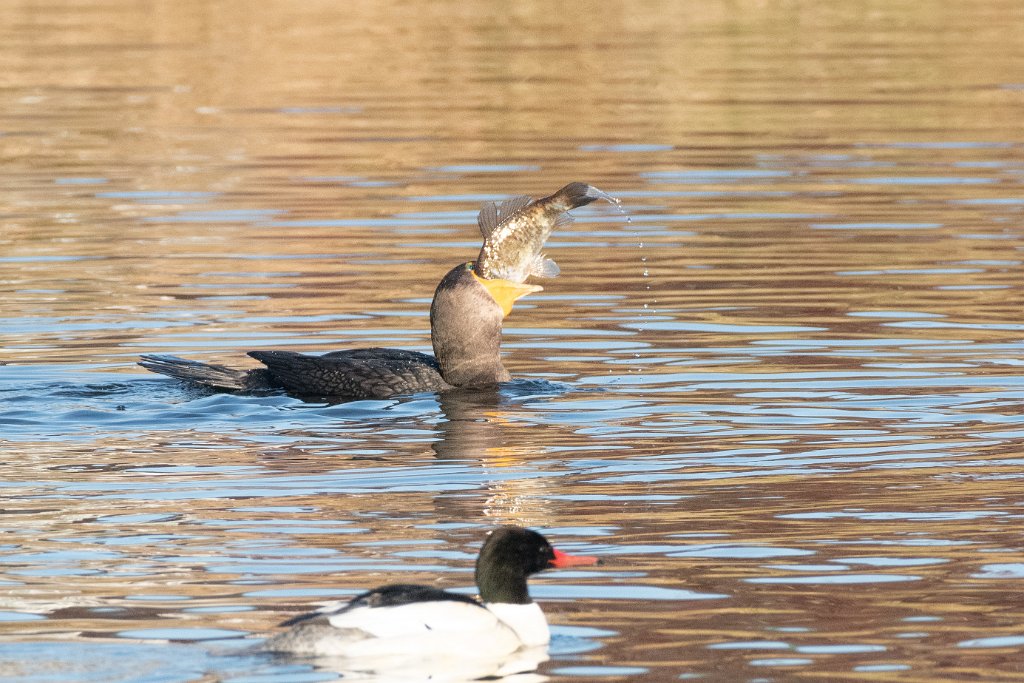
[530,255,560,278]
[478,195,533,237]
[477,202,498,236]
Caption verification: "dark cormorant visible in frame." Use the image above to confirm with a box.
[139,182,600,400]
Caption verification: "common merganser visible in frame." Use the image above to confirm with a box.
[138,183,603,401]
[261,526,599,667]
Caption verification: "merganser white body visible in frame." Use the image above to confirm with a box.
[261,526,599,672]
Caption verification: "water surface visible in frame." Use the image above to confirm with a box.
[3,2,1024,681]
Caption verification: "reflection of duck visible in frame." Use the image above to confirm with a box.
[139,183,600,400]
[262,526,598,667]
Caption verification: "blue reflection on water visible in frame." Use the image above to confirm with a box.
[0,642,300,683]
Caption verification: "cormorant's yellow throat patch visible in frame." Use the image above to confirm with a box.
[472,271,542,317]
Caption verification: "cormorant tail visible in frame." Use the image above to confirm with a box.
[138,354,278,392]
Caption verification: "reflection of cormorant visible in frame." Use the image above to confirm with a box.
[432,388,507,459]
[139,183,600,401]
[430,387,566,528]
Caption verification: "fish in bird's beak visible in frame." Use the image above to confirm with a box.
[474,182,605,285]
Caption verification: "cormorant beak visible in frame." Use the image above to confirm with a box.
[473,272,543,318]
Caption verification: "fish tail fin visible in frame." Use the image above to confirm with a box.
[552,183,598,209]
[549,182,603,210]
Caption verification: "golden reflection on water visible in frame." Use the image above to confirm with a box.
[3,0,1024,681]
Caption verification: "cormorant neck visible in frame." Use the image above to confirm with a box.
[430,264,510,387]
